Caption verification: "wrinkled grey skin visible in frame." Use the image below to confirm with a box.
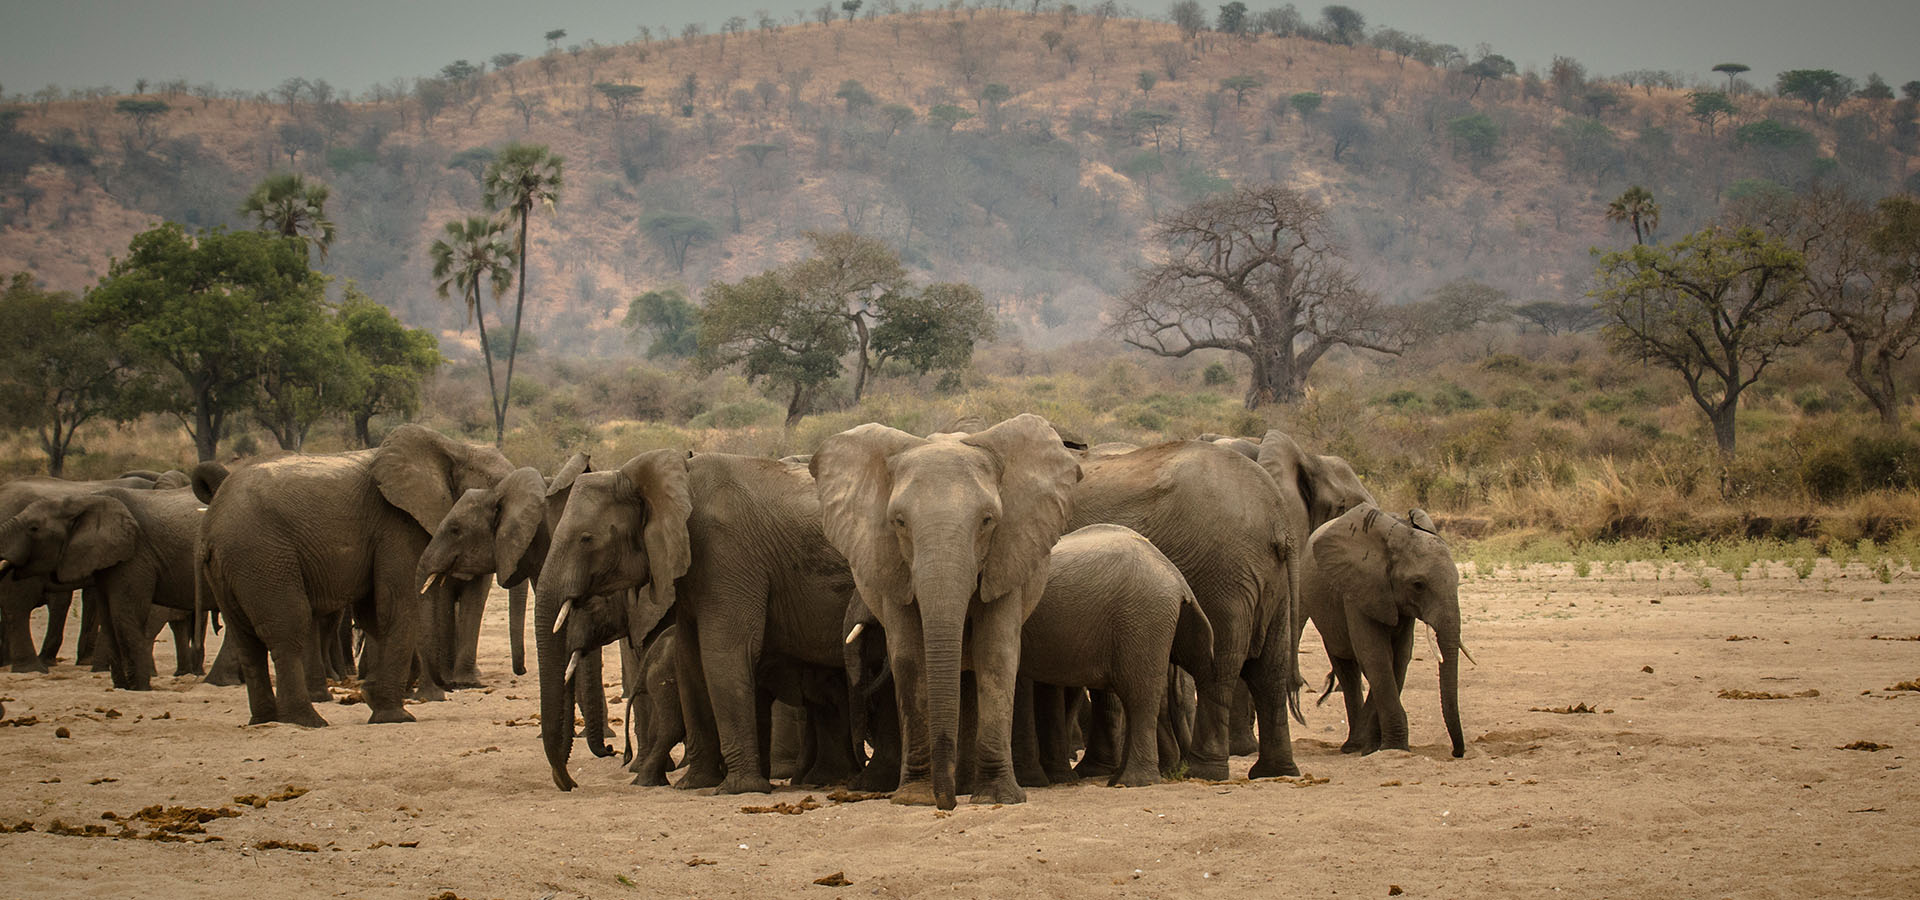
[197,425,513,727]
[539,451,860,795]
[0,472,176,672]
[0,483,218,690]
[813,416,1082,810]
[1068,440,1303,781]
[1014,524,1214,788]
[623,624,686,786]
[1305,505,1466,758]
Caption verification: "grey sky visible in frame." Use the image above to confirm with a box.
[2,0,1914,97]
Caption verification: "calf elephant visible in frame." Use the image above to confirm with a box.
[197,425,513,727]
[1305,505,1466,758]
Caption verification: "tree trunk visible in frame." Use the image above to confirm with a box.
[850,313,873,403]
[353,410,374,449]
[472,283,503,446]
[501,205,531,447]
[193,382,219,462]
[785,381,808,427]
[1710,399,1738,456]
[1845,340,1901,429]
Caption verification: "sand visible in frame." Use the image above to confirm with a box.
[2,560,1917,899]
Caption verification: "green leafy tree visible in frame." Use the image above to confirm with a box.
[594,82,645,119]
[1711,62,1749,93]
[83,224,325,461]
[1137,70,1159,98]
[1320,4,1366,45]
[1416,278,1512,334]
[1447,113,1501,167]
[1776,69,1853,115]
[1216,1,1248,34]
[624,287,701,360]
[1736,119,1814,150]
[1170,0,1206,40]
[640,212,719,273]
[1289,91,1322,118]
[481,142,563,444]
[835,79,875,114]
[842,0,862,22]
[338,288,440,448]
[1791,189,1920,427]
[928,103,973,132]
[447,146,497,184]
[1462,53,1515,99]
[1687,90,1736,137]
[738,143,784,167]
[697,271,851,425]
[1605,185,1661,245]
[429,216,517,445]
[1592,226,1811,455]
[1220,74,1262,106]
[240,173,336,259]
[250,284,350,451]
[870,282,996,375]
[0,274,155,475]
[113,98,169,149]
[1857,73,1895,102]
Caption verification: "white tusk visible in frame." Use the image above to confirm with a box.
[844,622,865,645]
[419,572,442,596]
[564,651,582,683]
[196,507,208,513]
[552,600,572,634]
[0,560,10,576]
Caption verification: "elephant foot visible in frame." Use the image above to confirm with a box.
[588,741,615,758]
[367,705,416,724]
[11,659,50,674]
[308,690,331,704]
[1041,766,1078,786]
[1229,736,1259,757]
[205,673,243,687]
[1339,739,1365,754]
[716,773,774,795]
[410,683,447,703]
[90,661,113,673]
[512,660,527,677]
[1109,768,1161,788]
[673,766,724,791]
[631,766,671,787]
[1361,742,1409,757]
[1073,759,1117,778]
[889,780,939,806]
[246,713,279,726]
[850,763,899,793]
[1248,757,1301,779]
[1183,758,1229,781]
[968,773,1026,806]
[121,679,154,693]
[282,708,330,728]
[443,679,484,691]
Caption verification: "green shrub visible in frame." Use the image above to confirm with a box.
[1378,389,1425,410]
[1852,432,1920,490]
[1798,442,1854,501]
[1585,393,1625,413]
[1547,400,1580,420]
[688,398,782,429]
[1430,384,1483,414]
[1202,362,1232,386]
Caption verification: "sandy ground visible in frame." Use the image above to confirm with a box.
[2,561,1917,900]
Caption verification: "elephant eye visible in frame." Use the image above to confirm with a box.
[891,515,906,529]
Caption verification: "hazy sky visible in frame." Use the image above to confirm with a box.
[3,0,1914,97]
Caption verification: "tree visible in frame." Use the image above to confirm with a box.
[545,28,567,50]
[1447,113,1500,167]
[594,82,645,119]
[1857,73,1895,102]
[1790,189,1920,427]
[869,281,996,376]
[842,0,862,22]
[1461,53,1515,99]
[1592,226,1811,455]
[1040,29,1064,53]
[83,224,325,461]
[1216,1,1248,34]
[1220,74,1262,106]
[1416,278,1511,334]
[1320,4,1365,45]
[698,272,850,425]
[1776,69,1852,115]
[1170,0,1206,40]
[240,173,336,259]
[481,142,563,445]
[338,288,440,448]
[429,216,517,445]
[1711,62,1749,93]
[929,103,973,132]
[0,274,152,475]
[835,79,875,114]
[250,283,350,451]
[1513,300,1605,335]
[738,142,784,167]
[1137,70,1159,98]
[1111,185,1411,408]
[1605,185,1661,245]
[786,231,911,402]
[624,287,701,360]
[1688,90,1737,137]
[113,98,169,149]
[1288,91,1322,118]
[446,146,497,184]
[640,211,718,273]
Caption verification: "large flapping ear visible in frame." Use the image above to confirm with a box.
[812,424,924,608]
[547,452,591,499]
[1257,429,1320,522]
[494,467,549,587]
[1408,508,1439,535]
[617,449,693,647]
[56,495,139,584]
[963,414,1082,603]
[1309,503,1398,625]
[372,424,460,533]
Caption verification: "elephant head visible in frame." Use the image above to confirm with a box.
[370,424,518,537]
[534,449,692,791]
[0,493,137,586]
[812,413,1081,809]
[1257,430,1376,534]
[1309,504,1465,758]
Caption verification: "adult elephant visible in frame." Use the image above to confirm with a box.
[197,424,513,727]
[0,472,175,672]
[1305,505,1466,757]
[1067,439,1303,781]
[0,482,216,690]
[812,414,1081,809]
[539,450,862,795]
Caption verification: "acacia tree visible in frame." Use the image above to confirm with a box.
[339,288,442,448]
[789,230,910,402]
[481,143,563,443]
[1592,226,1810,455]
[1112,186,1411,408]
[1712,62,1749,93]
[640,212,718,273]
[0,274,153,475]
[240,173,337,259]
[1605,185,1661,245]
[429,216,516,444]
[1790,190,1920,427]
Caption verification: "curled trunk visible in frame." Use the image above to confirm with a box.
[534,584,576,791]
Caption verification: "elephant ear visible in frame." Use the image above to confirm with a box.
[372,424,461,533]
[152,470,191,490]
[812,424,924,608]
[1408,508,1439,535]
[962,414,1082,603]
[1310,504,1399,626]
[545,452,592,525]
[56,495,139,584]
[617,450,693,648]
[494,467,549,588]
[1258,429,1322,522]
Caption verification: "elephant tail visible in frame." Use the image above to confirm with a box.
[1171,588,1214,684]
[1277,534,1305,727]
[1316,670,1338,707]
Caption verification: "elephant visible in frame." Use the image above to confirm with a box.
[623,623,687,786]
[0,471,180,672]
[812,414,1082,809]
[1015,524,1214,788]
[1067,439,1303,781]
[1305,504,1466,758]
[196,424,514,727]
[538,450,864,795]
[0,482,217,690]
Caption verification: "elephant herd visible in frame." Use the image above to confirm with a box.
[0,416,1467,811]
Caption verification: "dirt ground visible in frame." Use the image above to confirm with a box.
[2,561,1917,899]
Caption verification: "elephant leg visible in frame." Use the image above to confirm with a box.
[1246,651,1302,777]
[696,614,773,795]
[1391,619,1415,702]
[886,612,937,805]
[1034,683,1077,785]
[251,598,326,728]
[1187,670,1238,782]
[78,589,105,670]
[360,566,421,724]
[509,582,529,677]
[1351,617,1410,753]
[446,584,487,688]
[32,589,72,669]
[205,636,245,685]
[670,621,725,790]
[225,613,278,725]
[302,620,331,703]
[1229,682,1259,756]
[576,647,613,757]
[954,671,978,796]
[801,691,859,786]
[1012,677,1050,787]
[853,689,902,792]
[1075,689,1122,778]
[965,599,1026,806]
[104,582,160,691]
[1330,654,1371,753]
[770,700,804,782]
[1113,674,1165,788]
[168,615,197,677]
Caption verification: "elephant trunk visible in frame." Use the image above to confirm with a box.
[534,583,577,791]
[914,555,974,811]
[508,582,528,676]
[1429,600,1465,759]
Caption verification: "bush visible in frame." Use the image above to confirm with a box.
[688,398,782,430]
[1431,384,1483,414]
[1202,362,1232,386]
[1852,431,1920,490]
[1799,442,1854,501]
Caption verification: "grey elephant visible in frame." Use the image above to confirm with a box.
[0,481,218,690]
[623,623,686,786]
[813,414,1082,809]
[539,450,863,795]
[0,471,182,672]
[1068,439,1303,781]
[1019,524,1213,787]
[196,424,514,727]
[1305,505,1466,757]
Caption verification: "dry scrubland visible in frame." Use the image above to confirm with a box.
[3,562,1918,898]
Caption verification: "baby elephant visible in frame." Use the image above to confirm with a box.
[1021,524,1213,787]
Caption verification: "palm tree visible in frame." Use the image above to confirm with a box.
[241,173,337,259]
[1605,185,1661,245]
[429,216,517,444]
[480,142,563,442]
